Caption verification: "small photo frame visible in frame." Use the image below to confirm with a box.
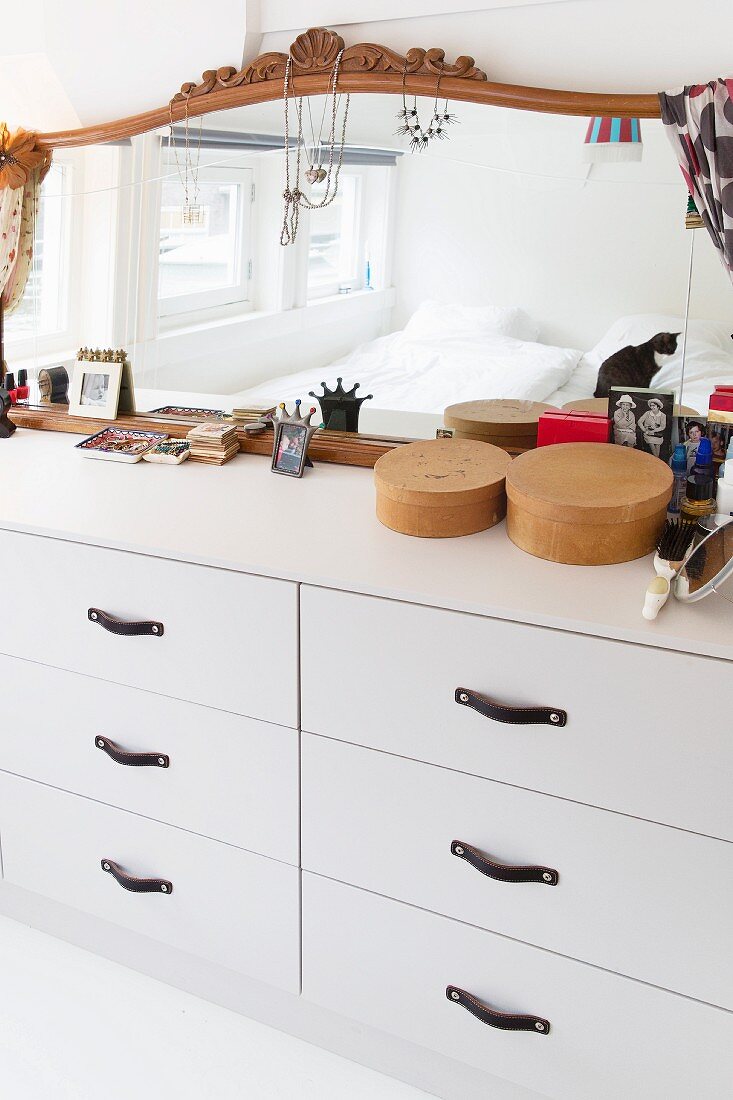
[272,421,313,478]
[70,359,121,420]
[609,388,674,463]
[69,351,136,420]
[675,416,708,472]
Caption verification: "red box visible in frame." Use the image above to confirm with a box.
[536,410,611,448]
[710,392,733,412]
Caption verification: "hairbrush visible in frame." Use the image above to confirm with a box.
[642,519,696,621]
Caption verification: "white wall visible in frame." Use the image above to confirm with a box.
[389,120,732,350]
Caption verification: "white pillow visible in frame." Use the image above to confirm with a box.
[403,300,539,343]
[587,314,733,366]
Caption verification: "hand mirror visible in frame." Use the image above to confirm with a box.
[674,522,733,604]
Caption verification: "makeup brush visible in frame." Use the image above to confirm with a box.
[642,519,696,620]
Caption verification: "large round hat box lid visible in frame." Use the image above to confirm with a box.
[444,399,557,444]
[506,443,673,564]
[375,438,512,537]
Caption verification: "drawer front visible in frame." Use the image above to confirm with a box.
[1,655,299,864]
[0,529,298,726]
[0,774,300,993]
[301,586,733,840]
[302,875,733,1100]
[302,735,733,1009]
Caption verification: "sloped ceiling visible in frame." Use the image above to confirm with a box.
[1,0,731,132]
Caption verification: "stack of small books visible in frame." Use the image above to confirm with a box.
[187,421,239,465]
[230,403,276,424]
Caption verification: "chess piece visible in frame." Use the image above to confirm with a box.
[0,386,17,438]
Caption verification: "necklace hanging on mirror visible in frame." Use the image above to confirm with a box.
[396,63,458,152]
[280,50,351,245]
[168,93,204,226]
[304,97,329,185]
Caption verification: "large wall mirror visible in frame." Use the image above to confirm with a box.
[7,31,732,452]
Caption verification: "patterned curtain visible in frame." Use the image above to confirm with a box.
[659,79,733,283]
[0,186,23,300]
[2,166,46,314]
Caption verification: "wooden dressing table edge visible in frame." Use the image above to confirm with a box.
[9,405,423,467]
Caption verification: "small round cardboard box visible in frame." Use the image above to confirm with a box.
[374,438,512,538]
[506,443,673,565]
[444,399,557,451]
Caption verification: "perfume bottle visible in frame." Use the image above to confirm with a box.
[668,444,687,515]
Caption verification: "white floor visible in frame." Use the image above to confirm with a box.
[0,916,429,1100]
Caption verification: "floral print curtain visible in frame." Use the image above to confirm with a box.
[0,126,51,317]
[659,79,733,282]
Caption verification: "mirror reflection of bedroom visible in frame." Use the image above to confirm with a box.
[8,95,732,435]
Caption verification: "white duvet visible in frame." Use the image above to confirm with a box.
[233,330,582,414]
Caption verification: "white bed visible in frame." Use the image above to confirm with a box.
[230,305,733,422]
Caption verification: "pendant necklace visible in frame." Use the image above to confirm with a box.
[281,49,351,245]
[168,94,204,225]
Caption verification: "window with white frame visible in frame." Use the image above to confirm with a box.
[157,163,254,318]
[305,164,391,301]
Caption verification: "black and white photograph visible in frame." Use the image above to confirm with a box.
[80,373,110,407]
[609,388,674,462]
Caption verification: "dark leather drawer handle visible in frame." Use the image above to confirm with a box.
[455,687,566,727]
[447,986,550,1035]
[101,859,172,895]
[88,608,164,637]
[95,736,169,769]
[451,840,558,886]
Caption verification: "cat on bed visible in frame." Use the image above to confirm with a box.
[594,332,679,399]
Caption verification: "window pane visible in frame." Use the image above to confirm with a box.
[6,166,68,340]
[307,174,359,296]
[158,180,241,300]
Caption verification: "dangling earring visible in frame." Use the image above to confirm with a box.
[395,61,458,152]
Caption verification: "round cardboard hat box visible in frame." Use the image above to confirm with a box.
[444,399,558,451]
[374,437,512,538]
[506,443,673,565]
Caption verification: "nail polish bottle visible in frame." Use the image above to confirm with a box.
[3,373,17,404]
[16,369,29,402]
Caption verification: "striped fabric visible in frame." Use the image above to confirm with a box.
[583,117,643,162]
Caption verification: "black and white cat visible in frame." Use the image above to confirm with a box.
[594,332,679,399]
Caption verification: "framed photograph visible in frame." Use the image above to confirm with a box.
[272,421,313,478]
[609,388,674,463]
[675,416,708,472]
[69,358,122,420]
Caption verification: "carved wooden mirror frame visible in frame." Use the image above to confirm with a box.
[13,27,662,466]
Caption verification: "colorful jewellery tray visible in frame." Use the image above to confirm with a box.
[148,405,227,419]
[76,427,168,463]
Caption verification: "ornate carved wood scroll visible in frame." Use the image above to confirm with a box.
[34,26,660,151]
[172,28,486,106]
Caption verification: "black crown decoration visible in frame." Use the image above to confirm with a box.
[309,378,373,433]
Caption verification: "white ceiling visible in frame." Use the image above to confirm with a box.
[0,0,731,132]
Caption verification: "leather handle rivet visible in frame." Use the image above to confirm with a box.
[535,1022,546,1031]
[158,757,166,766]
[90,611,98,621]
[160,884,168,893]
[451,990,460,1000]
[454,846,464,856]
[542,872,552,882]
[458,692,469,703]
[550,713,560,723]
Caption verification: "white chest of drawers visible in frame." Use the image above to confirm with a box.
[0,433,731,1100]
